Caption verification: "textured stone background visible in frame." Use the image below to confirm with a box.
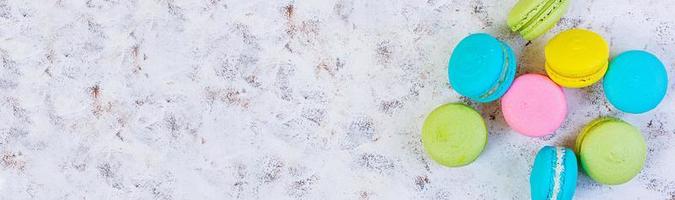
[1,0,674,199]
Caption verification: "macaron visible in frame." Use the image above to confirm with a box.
[530,146,577,200]
[501,74,567,137]
[545,29,610,88]
[603,50,668,114]
[508,0,571,41]
[575,118,646,185]
[421,103,487,167]
[448,33,517,103]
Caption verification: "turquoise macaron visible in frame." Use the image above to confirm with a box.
[603,50,668,114]
[448,33,517,103]
[530,146,577,200]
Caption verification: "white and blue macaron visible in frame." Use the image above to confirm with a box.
[530,146,578,200]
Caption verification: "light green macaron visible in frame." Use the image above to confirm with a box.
[575,117,647,185]
[422,103,488,167]
[507,0,570,41]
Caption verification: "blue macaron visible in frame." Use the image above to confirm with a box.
[448,33,517,103]
[603,50,668,114]
[530,146,577,200]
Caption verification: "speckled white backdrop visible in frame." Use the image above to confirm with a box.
[0,0,674,199]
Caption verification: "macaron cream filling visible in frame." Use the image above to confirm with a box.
[549,147,566,200]
[479,42,513,99]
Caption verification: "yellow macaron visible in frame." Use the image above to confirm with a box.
[545,29,609,88]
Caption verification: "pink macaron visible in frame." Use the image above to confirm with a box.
[501,73,567,137]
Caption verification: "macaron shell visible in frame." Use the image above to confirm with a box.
[545,29,609,76]
[545,29,609,87]
[603,50,668,114]
[577,119,646,185]
[530,146,556,200]
[422,103,488,167]
[501,74,567,137]
[449,33,514,102]
[574,117,614,153]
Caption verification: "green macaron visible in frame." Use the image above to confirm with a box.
[422,103,488,167]
[507,0,570,40]
[575,117,647,185]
